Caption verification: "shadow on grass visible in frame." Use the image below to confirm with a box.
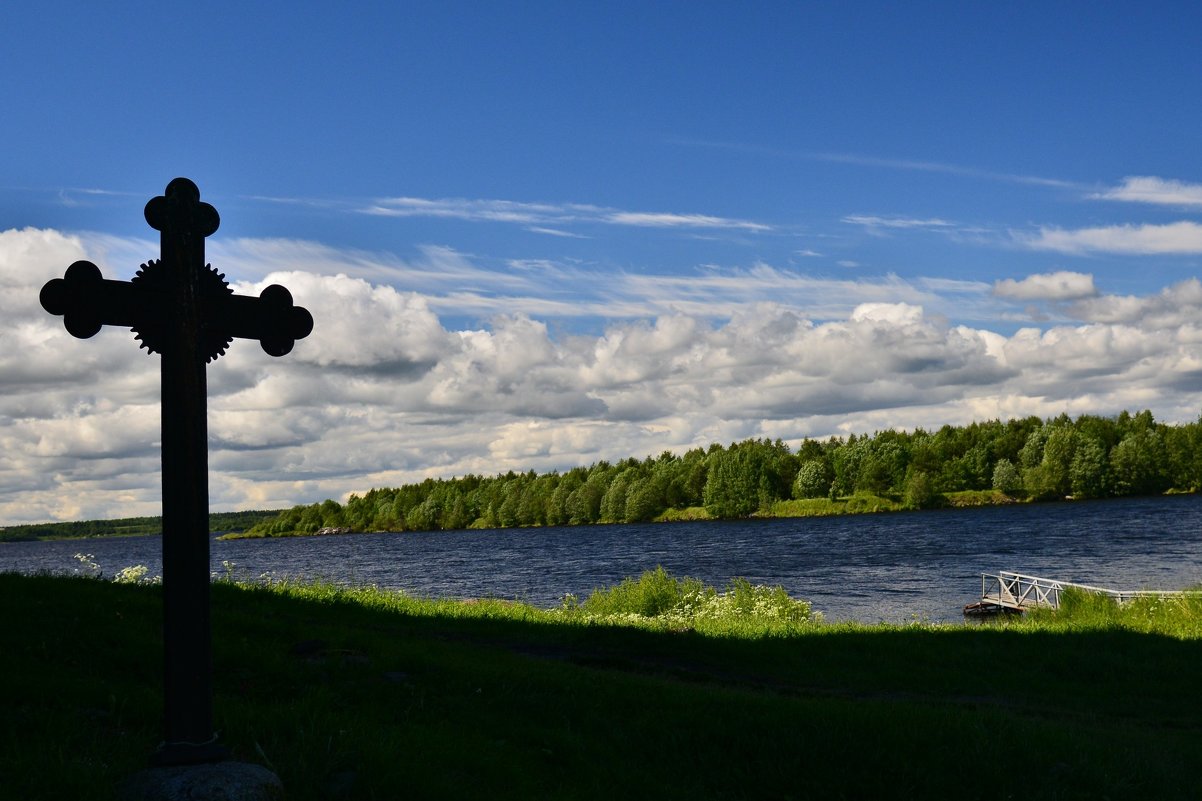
[3,573,1198,800]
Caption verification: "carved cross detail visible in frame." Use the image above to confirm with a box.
[40,178,313,765]
[41,177,312,360]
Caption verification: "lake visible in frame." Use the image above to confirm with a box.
[4,494,1202,622]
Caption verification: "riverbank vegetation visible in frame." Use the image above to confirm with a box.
[5,567,1200,800]
[0,510,280,542]
[1,507,276,538]
[240,409,1202,537]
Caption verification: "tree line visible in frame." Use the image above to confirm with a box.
[245,409,1202,537]
[0,510,280,542]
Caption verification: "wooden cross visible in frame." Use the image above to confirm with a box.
[40,177,313,765]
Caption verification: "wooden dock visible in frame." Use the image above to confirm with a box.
[965,571,1180,615]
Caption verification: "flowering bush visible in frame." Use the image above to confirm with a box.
[558,566,816,631]
[112,564,159,584]
[70,554,159,584]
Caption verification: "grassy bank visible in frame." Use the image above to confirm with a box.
[4,571,1200,800]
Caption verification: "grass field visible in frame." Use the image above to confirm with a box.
[3,570,1199,800]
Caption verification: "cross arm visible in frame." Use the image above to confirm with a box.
[39,260,155,338]
[213,284,315,357]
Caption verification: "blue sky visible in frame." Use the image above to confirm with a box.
[4,3,1202,523]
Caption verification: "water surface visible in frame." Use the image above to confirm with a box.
[5,495,1201,622]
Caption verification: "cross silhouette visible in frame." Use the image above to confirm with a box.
[40,177,313,765]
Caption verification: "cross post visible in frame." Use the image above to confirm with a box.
[40,178,313,766]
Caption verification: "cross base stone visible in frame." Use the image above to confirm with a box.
[118,762,285,801]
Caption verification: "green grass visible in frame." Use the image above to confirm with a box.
[653,505,712,522]
[3,570,1201,800]
[1020,586,1202,637]
[770,492,903,517]
[945,489,1024,507]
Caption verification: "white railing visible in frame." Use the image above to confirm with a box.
[979,571,1181,610]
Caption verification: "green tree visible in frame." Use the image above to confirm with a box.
[1110,430,1169,496]
[298,504,322,533]
[702,439,793,518]
[1040,426,1078,498]
[991,458,1021,493]
[1069,437,1109,498]
[600,469,634,522]
[902,468,939,509]
[856,437,907,494]
[1164,422,1202,491]
[567,467,609,524]
[793,460,830,499]
[1019,426,1050,469]
[830,436,866,498]
[624,480,662,522]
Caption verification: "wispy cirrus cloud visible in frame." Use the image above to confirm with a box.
[812,152,1080,189]
[604,211,770,231]
[525,226,590,239]
[667,138,1081,190]
[206,237,982,323]
[842,214,956,231]
[362,196,571,224]
[362,196,772,233]
[54,186,141,208]
[1018,221,1202,255]
[1093,176,1202,208]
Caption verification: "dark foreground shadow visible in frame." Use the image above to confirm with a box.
[4,573,1199,800]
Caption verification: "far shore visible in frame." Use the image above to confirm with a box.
[217,488,1155,541]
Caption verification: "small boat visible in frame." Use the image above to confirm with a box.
[962,600,1021,617]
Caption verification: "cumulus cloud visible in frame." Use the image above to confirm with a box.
[8,227,1202,524]
[229,271,450,369]
[1067,278,1202,329]
[1019,221,1202,255]
[992,271,1098,301]
[1094,176,1202,208]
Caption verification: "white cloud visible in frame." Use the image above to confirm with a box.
[8,228,1202,524]
[1094,176,1202,207]
[364,196,569,224]
[363,195,772,233]
[203,239,999,325]
[842,214,954,230]
[603,211,770,231]
[849,302,925,325]
[812,152,1079,189]
[1067,278,1202,328]
[525,226,589,238]
[229,271,450,369]
[992,271,1098,301]
[1019,221,1202,255]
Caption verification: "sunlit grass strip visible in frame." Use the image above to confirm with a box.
[1016,585,1202,638]
[65,553,1202,639]
[554,565,818,637]
[233,565,820,640]
[56,548,1202,646]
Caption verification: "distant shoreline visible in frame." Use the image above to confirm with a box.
[217,488,1042,540]
[10,489,1195,544]
[0,510,281,543]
